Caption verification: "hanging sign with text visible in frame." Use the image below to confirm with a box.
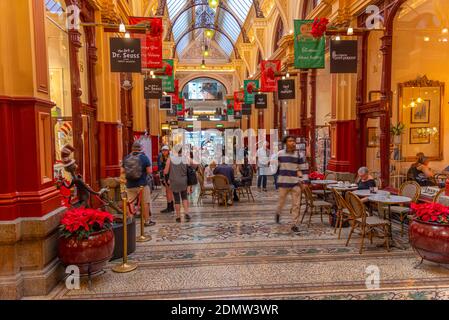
[110,38,141,73]
[244,80,260,104]
[242,104,252,115]
[330,40,358,73]
[254,94,268,109]
[129,17,163,70]
[234,91,244,112]
[278,79,296,100]
[144,78,162,99]
[226,98,234,115]
[156,59,175,92]
[260,60,281,92]
[294,20,325,69]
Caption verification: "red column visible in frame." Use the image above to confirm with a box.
[0,97,61,220]
[98,122,121,179]
[309,69,317,171]
[328,120,359,173]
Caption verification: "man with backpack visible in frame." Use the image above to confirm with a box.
[121,141,156,226]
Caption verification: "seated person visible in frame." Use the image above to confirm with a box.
[356,167,376,190]
[204,161,216,188]
[409,155,436,186]
[238,158,254,187]
[214,163,240,201]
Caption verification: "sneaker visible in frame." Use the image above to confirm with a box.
[175,217,181,223]
[263,188,268,192]
[185,214,191,221]
[291,226,300,233]
[144,220,156,227]
[275,214,280,224]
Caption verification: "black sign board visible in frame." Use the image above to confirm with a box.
[255,94,268,109]
[330,40,358,74]
[242,104,252,115]
[166,104,177,117]
[277,80,296,100]
[169,121,178,126]
[144,78,162,99]
[220,114,228,121]
[159,96,172,110]
[234,111,242,119]
[177,116,185,121]
[110,38,141,73]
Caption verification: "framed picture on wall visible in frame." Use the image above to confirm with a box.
[410,100,430,124]
[367,127,379,147]
[409,128,430,144]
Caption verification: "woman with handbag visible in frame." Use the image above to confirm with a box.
[164,145,191,223]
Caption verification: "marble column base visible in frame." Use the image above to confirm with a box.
[0,207,66,299]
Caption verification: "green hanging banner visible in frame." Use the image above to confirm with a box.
[244,80,259,104]
[156,59,175,92]
[226,98,234,115]
[294,20,325,69]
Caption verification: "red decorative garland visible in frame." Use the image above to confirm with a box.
[311,18,329,38]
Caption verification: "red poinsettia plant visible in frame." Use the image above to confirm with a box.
[59,207,114,239]
[311,17,329,38]
[264,67,275,80]
[410,202,449,224]
[309,171,325,180]
[246,82,257,94]
[163,63,173,76]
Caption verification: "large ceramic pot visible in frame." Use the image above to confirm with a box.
[58,229,115,275]
[409,219,449,264]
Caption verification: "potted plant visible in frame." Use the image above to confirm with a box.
[390,122,405,145]
[58,208,115,275]
[409,203,449,264]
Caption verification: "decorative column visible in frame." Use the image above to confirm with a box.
[309,69,317,171]
[67,0,84,173]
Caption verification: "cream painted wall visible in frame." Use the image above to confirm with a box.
[391,0,449,172]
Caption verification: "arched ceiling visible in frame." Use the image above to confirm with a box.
[166,0,256,60]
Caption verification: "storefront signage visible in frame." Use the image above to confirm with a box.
[330,40,358,73]
[294,20,325,69]
[170,121,178,126]
[255,94,268,109]
[244,80,260,104]
[234,91,244,112]
[110,38,142,73]
[234,111,242,119]
[166,103,177,116]
[144,78,162,99]
[242,104,252,115]
[197,115,210,121]
[129,17,163,70]
[260,60,281,92]
[278,80,296,100]
[226,98,234,115]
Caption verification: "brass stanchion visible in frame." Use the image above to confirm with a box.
[136,186,151,242]
[112,192,137,273]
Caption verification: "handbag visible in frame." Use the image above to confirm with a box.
[187,166,198,186]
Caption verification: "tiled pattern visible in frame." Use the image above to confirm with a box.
[34,187,449,300]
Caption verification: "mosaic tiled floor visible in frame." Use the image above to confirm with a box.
[32,185,449,300]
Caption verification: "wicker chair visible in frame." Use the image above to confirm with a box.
[433,189,447,205]
[300,184,333,227]
[197,171,215,205]
[212,175,233,207]
[389,181,421,237]
[332,188,352,239]
[311,172,336,200]
[345,192,391,254]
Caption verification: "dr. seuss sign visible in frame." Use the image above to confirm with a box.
[110,38,142,73]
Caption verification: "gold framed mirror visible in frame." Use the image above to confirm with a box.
[398,75,444,162]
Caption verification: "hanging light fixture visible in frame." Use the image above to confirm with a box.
[335,35,341,41]
[204,44,210,57]
[201,59,206,69]
[124,32,130,38]
[347,27,354,35]
[205,29,214,38]
[119,22,126,33]
[209,0,219,9]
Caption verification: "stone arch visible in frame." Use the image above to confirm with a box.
[178,74,233,95]
[271,13,285,54]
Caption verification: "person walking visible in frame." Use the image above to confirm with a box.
[121,141,155,226]
[163,145,191,223]
[158,145,174,213]
[275,136,305,233]
[257,141,270,191]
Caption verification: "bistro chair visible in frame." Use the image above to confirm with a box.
[388,181,421,237]
[325,172,337,181]
[212,175,233,208]
[345,192,391,254]
[331,188,353,240]
[433,189,448,205]
[311,172,336,200]
[300,184,333,227]
[197,171,215,205]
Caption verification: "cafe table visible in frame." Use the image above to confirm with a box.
[352,189,390,197]
[309,180,338,200]
[367,194,412,250]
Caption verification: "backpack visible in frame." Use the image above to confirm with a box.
[124,153,143,181]
[187,166,198,186]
